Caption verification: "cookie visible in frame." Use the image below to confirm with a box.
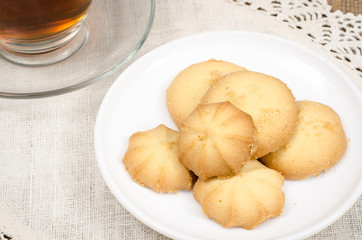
[122,124,193,193]
[201,71,298,159]
[179,101,257,180]
[193,160,285,229]
[260,101,347,180]
[166,59,245,127]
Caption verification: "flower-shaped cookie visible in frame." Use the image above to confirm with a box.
[123,124,192,193]
[193,160,285,229]
[179,102,257,180]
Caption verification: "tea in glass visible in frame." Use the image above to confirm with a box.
[0,0,92,54]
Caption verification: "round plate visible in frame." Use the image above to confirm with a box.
[0,0,155,98]
[94,31,362,240]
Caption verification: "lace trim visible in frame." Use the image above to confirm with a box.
[231,0,362,78]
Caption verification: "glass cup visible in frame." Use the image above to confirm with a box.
[0,0,92,65]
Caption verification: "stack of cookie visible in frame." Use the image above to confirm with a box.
[122,60,347,229]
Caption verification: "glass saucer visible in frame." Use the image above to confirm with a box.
[0,0,155,98]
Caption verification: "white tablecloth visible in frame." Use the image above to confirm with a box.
[0,0,361,239]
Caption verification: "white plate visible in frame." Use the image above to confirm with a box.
[94,31,362,240]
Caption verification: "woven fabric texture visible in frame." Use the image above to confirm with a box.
[0,0,360,239]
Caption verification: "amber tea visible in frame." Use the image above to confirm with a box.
[0,0,92,54]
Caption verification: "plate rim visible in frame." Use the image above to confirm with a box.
[94,30,362,240]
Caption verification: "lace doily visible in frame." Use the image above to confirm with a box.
[0,1,360,240]
[232,0,362,79]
